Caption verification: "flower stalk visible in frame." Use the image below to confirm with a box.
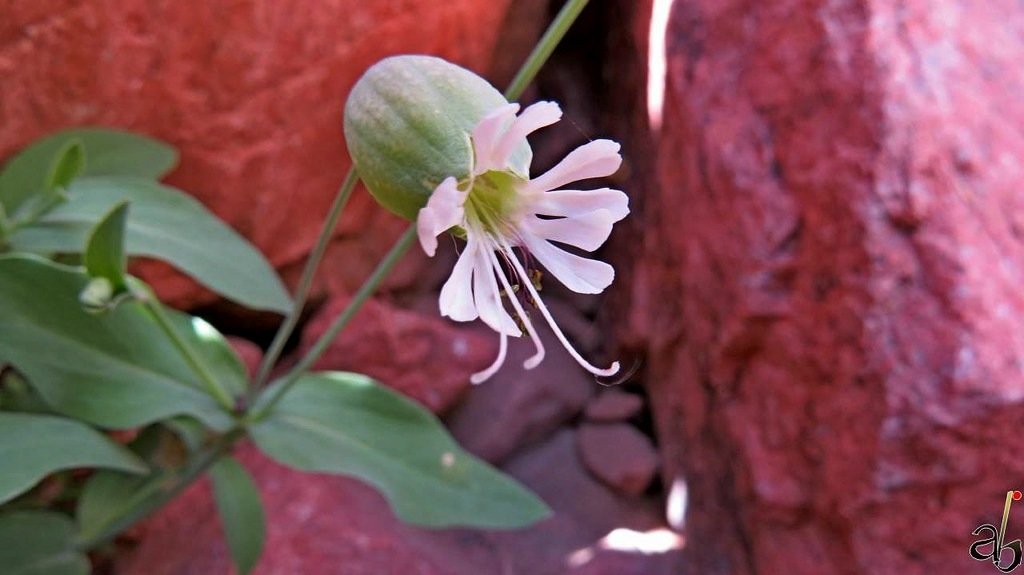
[251,225,417,420]
[505,0,589,100]
[139,288,236,412]
[252,168,359,390]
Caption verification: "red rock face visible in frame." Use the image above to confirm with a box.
[620,0,1024,573]
[0,0,516,307]
[295,294,498,414]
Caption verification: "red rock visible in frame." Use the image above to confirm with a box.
[0,0,520,309]
[116,432,682,575]
[295,295,497,414]
[608,0,1024,573]
[494,430,680,575]
[583,390,644,423]
[577,424,658,497]
[115,443,503,575]
[445,311,596,464]
[227,336,263,379]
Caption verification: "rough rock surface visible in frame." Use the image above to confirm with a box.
[583,390,644,423]
[114,434,683,575]
[0,0,518,308]
[577,423,659,497]
[115,443,497,575]
[613,0,1024,573]
[445,314,596,464]
[295,295,498,414]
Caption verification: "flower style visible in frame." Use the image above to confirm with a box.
[417,101,629,383]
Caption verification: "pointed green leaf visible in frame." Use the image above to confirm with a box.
[84,200,129,291]
[177,314,248,398]
[251,372,550,528]
[211,456,266,575]
[0,412,148,505]
[0,128,177,214]
[9,176,291,313]
[0,255,238,429]
[76,470,151,538]
[0,511,89,575]
[45,139,86,193]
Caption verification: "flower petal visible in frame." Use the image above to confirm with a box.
[417,177,465,256]
[471,103,520,174]
[522,209,619,252]
[473,242,521,337]
[526,139,622,193]
[439,236,480,322]
[531,187,629,221]
[520,233,615,294]
[491,101,562,169]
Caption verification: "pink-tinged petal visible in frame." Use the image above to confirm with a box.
[520,233,615,294]
[439,236,480,322]
[417,177,465,256]
[531,187,629,220]
[471,103,520,174]
[522,209,619,252]
[501,238,620,377]
[526,139,622,193]
[491,101,562,168]
[473,242,521,337]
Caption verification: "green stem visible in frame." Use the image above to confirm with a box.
[0,203,9,251]
[75,428,244,551]
[140,291,236,412]
[253,168,358,389]
[252,225,417,419]
[504,0,590,101]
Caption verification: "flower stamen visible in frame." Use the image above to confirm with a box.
[500,238,620,377]
[488,248,546,370]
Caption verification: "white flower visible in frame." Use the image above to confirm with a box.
[417,101,629,383]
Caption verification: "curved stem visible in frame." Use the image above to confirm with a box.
[504,0,590,101]
[141,292,235,412]
[252,225,417,419]
[253,168,358,389]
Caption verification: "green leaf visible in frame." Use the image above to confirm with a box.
[0,255,240,429]
[45,139,86,193]
[178,314,248,398]
[344,55,530,220]
[84,200,129,291]
[0,412,148,505]
[251,372,550,528]
[0,371,53,415]
[0,128,177,214]
[76,470,151,538]
[9,176,291,314]
[0,511,89,575]
[211,456,266,575]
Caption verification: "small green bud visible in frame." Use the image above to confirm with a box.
[79,277,114,311]
[343,55,531,221]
